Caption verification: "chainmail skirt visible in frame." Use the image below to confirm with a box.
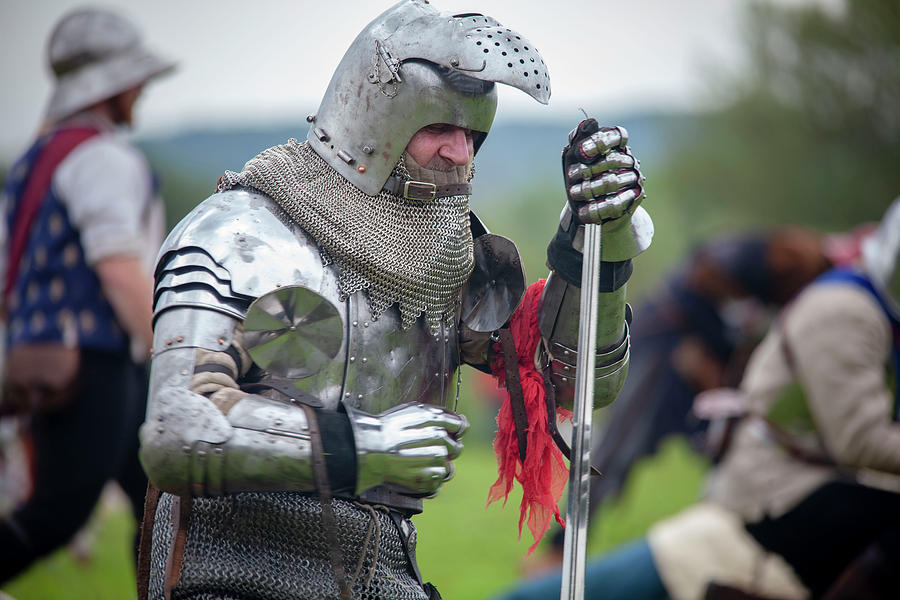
[148,491,427,600]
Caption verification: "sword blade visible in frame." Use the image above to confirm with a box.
[560,222,602,600]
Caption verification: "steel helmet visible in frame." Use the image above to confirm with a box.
[307,0,550,195]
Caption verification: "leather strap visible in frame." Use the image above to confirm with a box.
[541,364,603,477]
[388,510,424,586]
[381,175,471,200]
[240,377,324,407]
[302,403,352,599]
[499,328,529,463]
[136,483,160,600]
[163,494,191,600]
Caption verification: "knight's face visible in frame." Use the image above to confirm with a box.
[404,124,474,172]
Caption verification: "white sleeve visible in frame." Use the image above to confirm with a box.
[52,134,153,265]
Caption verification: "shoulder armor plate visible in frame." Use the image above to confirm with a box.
[155,188,332,319]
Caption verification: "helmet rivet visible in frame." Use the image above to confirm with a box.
[450,57,459,67]
[306,114,316,123]
[357,165,367,173]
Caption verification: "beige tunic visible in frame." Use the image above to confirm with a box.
[707,282,900,521]
[650,280,900,600]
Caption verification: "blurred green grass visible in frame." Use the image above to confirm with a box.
[418,436,707,599]
[2,505,138,600]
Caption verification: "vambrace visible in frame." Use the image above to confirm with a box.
[140,306,356,497]
[537,271,631,410]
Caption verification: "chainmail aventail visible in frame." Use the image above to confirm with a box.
[218,139,474,331]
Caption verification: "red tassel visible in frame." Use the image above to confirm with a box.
[487,279,571,554]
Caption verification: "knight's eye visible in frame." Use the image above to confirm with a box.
[425,124,452,133]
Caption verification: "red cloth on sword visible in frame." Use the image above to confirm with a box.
[487,278,573,554]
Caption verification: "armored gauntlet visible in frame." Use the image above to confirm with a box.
[539,119,653,409]
[347,402,467,496]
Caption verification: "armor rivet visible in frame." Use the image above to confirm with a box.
[564,366,570,371]
[198,450,206,457]
[157,427,164,434]
[358,165,367,173]
[182,445,191,453]
[364,322,369,327]
[176,336,184,342]
[180,369,188,376]
[274,419,283,426]
[290,325,297,331]
[562,377,568,382]
[275,283,282,287]
[218,338,225,345]
[490,279,496,286]
[361,357,367,363]
[349,356,356,362]
[352,321,358,327]
[362,145,374,154]
[450,56,459,67]
[306,114,316,123]
[166,339,173,346]
[345,392,351,398]
[358,394,363,400]
[215,448,223,454]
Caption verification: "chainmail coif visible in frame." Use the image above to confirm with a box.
[218,139,474,330]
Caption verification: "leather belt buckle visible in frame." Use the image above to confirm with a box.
[403,180,437,201]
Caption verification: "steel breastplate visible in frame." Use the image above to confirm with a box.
[159,188,460,413]
[342,297,460,413]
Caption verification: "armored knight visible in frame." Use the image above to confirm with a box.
[139,1,653,598]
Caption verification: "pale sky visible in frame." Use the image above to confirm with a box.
[0,0,843,160]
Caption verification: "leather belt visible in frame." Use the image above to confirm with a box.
[382,175,471,200]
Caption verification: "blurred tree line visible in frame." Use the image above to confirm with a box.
[2,0,896,282]
[470,0,900,302]
[657,0,899,240]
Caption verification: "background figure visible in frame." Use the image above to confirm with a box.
[496,199,900,600]
[535,227,832,565]
[0,8,173,582]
